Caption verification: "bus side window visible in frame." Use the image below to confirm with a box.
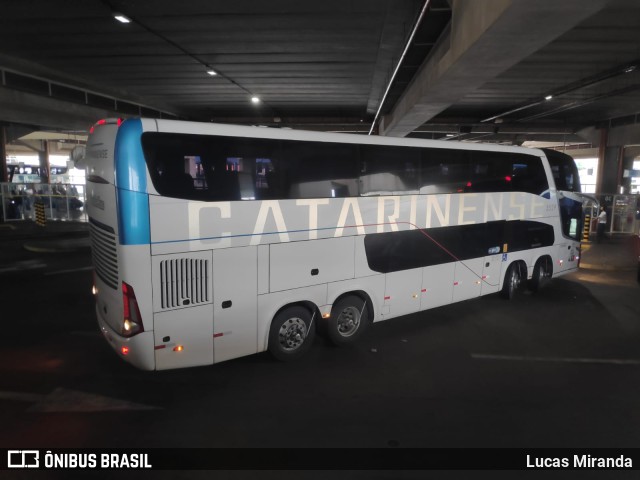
[156,156,195,198]
[280,140,358,199]
[360,145,420,195]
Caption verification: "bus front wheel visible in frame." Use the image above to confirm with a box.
[501,262,522,300]
[326,295,370,346]
[268,306,316,361]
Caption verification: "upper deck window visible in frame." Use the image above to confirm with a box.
[141,132,549,201]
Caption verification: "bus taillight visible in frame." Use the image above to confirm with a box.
[122,281,144,337]
[89,118,124,134]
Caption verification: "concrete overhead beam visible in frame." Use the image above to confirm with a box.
[380,0,612,137]
[0,87,116,132]
[579,124,640,147]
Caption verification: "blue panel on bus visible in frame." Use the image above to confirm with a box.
[115,119,150,245]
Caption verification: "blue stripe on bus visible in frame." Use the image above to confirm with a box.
[115,119,151,245]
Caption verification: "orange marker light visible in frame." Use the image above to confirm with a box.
[121,346,130,355]
[173,345,184,352]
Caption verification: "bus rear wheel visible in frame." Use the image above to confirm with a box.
[501,262,522,300]
[268,306,316,361]
[528,257,552,292]
[326,295,369,346]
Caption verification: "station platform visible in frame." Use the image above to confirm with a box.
[1,219,639,272]
[580,234,640,271]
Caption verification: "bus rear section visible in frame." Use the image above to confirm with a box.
[86,118,155,370]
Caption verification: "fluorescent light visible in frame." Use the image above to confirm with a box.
[206,70,217,76]
[251,96,260,104]
[545,95,553,100]
[113,13,131,23]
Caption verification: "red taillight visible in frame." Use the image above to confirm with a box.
[122,281,144,337]
[90,118,123,134]
[121,346,130,355]
[505,176,512,182]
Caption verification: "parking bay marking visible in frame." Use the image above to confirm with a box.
[44,266,94,276]
[0,388,161,412]
[471,353,640,366]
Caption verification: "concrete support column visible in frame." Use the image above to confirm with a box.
[595,128,607,196]
[0,126,7,183]
[599,147,623,195]
[619,148,638,194]
[39,140,50,184]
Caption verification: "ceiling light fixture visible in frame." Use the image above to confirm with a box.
[624,65,636,73]
[544,95,553,101]
[113,13,131,24]
[206,69,217,76]
[251,96,260,104]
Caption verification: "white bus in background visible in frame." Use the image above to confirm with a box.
[85,118,584,371]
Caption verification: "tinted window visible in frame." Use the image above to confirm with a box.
[420,148,470,194]
[142,133,358,200]
[364,220,554,273]
[466,151,549,195]
[141,132,549,201]
[281,141,358,198]
[360,145,420,195]
[142,133,278,201]
[544,149,581,192]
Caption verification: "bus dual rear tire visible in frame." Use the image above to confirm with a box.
[325,295,370,346]
[528,257,552,292]
[268,306,316,362]
[501,262,523,300]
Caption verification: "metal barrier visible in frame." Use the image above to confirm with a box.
[1,182,87,223]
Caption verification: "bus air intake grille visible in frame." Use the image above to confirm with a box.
[159,258,210,309]
[89,219,118,290]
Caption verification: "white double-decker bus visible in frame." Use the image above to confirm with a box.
[85,118,584,370]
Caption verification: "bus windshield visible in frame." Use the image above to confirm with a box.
[544,149,583,240]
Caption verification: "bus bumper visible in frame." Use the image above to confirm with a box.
[97,310,156,370]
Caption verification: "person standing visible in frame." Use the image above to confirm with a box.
[597,206,607,243]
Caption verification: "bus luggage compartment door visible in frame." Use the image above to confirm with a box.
[480,254,502,296]
[383,268,422,318]
[452,258,483,302]
[212,246,258,363]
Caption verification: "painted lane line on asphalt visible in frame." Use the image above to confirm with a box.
[0,388,161,412]
[44,266,94,276]
[471,353,640,366]
[0,259,46,274]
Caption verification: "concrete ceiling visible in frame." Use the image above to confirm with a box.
[0,0,639,145]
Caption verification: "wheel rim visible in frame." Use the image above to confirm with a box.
[336,306,361,338]
[278,317,307,351]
